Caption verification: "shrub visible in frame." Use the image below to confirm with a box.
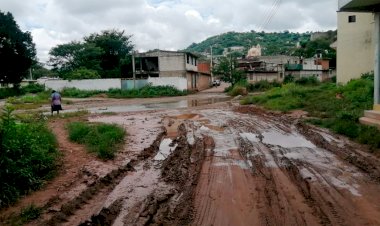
[294,76,320,85]
[0,88,21,99]
[228,85,247,96]
[108,85,187,98]
[0,106,58,208]
[66,68,101,80]
[67,122,125,159]
[21,83,45,94]
[61,87,104,98]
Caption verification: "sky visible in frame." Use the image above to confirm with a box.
[0,0,338,63]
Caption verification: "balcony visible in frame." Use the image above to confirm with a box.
[284,64,302,71]
[339,0,380,12]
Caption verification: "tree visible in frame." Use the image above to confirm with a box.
[84,29,134,78]
[212,56,245,86]
[0,11,36,85]
[48,41,103,77]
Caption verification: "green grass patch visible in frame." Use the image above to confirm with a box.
[0,106,59,208]
[241,74,380,150]
[67,122,125,159]
[107,85,187,98]
[61,87,105,98]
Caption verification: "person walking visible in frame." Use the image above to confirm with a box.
[51,90,62,115]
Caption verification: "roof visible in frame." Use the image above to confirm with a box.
[135,50,198,58]
[339,0,380,12]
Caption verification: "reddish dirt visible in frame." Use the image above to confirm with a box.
[2,91,380,226]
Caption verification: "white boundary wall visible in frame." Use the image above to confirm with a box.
[38,79,121,91]
[148,77,187,90]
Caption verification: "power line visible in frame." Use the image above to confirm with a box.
[259,0,282,31]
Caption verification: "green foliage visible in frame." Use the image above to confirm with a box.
[61,87,105,98]
[0,106,59,208]
[66,68,101,80]
[22,83,45,94]
[19,204,42,222]
[0,88,21,99]
[31,63,58,79]
[212,56,246,86]
[186,31,312,56]
[228,85,247,97]
[241,76,380,150]
[107,85,187,98]
[0,11,36,85]
[49,29,134,79]
[245,80,281,92]
[67,122,125,159]
[294,76,320,85]
[283,74,295,83]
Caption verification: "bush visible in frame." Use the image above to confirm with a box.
[246,80,281,92]
[21,83,45,94]
[0,88,21,99]
[228,85,247,96]
[66,68,101,80]
[67,122,125,159]
[0,106,59,208]
[294,76,320,85]
[61,87,104,98]
[107,85,187,98]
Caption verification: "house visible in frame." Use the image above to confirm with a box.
[336,11,375,83]
[238,55,332,83]
[338,0,380,127]
[132,50,211,91]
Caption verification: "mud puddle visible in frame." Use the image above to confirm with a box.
[53,97,232,114]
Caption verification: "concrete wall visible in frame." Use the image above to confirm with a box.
[185,54,198,71]
[197,74,212,90]
[160,54,186,72]
[121,79,148,90]
[247,72,282,83]
[148,77,187,90]
[38,79,121,91]
[337,12,374,83]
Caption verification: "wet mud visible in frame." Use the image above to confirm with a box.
[2,100,380,226]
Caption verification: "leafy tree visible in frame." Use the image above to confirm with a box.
[31,63,58,79]
[84,29,134,78]
[212,56,246,86]
[0,11,36,86]
[66,68,101,80]
[49,41,103,77]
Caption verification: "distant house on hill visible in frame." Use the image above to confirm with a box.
[238,55,332,83]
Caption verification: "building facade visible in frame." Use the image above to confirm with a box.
[337,12,375,83]
[133,50,211,91]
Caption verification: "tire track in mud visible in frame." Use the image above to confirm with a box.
[232,105,380,226]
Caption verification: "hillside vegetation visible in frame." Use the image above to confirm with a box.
[186,30,336,59]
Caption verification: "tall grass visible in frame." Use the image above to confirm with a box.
[241,74,380,150]
[0,106,59,208]
[67,122,125,159]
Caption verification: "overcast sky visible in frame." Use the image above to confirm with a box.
[0,0,338,63]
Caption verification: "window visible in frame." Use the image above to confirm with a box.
[187,55,190,64]
[348,15,356,23]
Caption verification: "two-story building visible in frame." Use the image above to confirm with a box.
[132,50,211,91]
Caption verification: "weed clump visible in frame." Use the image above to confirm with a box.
[67,122,125,159]
[0,106,59,208]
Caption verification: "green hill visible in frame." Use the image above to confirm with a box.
[185,30,336,58]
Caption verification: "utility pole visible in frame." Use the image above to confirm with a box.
[132,51,136,89]
[210,46,214,83]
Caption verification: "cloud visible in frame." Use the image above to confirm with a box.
[0,0,338,63]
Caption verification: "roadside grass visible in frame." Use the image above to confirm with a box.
[5,204,42,225]
[61,87,105,98]
[107,85,188,98]
[67,122,125,159]
[6,91,50,110]
[241,74,380,150]
[0,106,59,208]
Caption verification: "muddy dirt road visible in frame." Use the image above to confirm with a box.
[2,87,380,226]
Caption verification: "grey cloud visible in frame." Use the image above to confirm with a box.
[0,0,338,63]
